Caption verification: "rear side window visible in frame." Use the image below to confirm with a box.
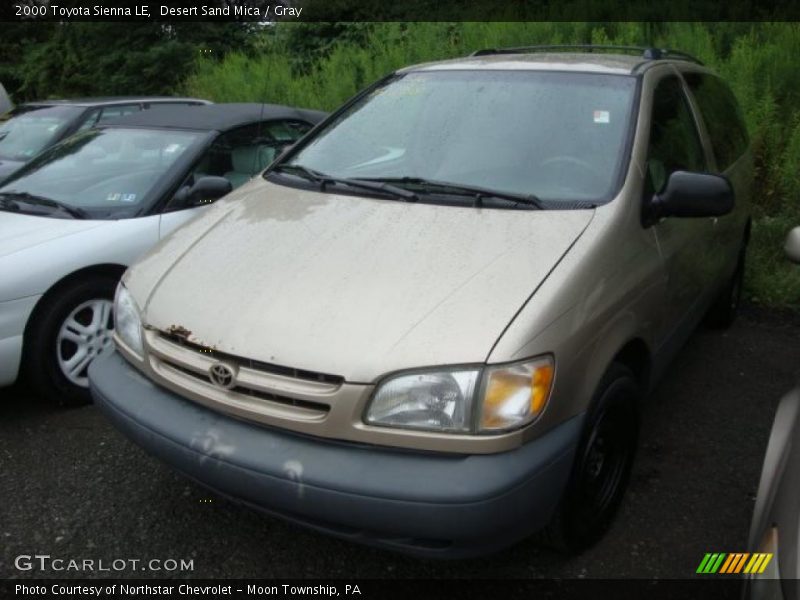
[646,76,707,194]
[684,73,749,171]
[96,104,141,124]
[76,104,142,132]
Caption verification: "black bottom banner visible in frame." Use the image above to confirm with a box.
[1,578,746,600]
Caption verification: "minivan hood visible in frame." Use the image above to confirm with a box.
[135,181,594,382]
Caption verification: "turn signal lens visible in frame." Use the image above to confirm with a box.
[479,356,554,432]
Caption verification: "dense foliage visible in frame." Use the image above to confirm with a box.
[0,20,256,100]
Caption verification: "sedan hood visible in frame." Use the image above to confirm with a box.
[0,211,105,259]
[133,180,594,382]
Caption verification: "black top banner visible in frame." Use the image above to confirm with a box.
[1,0,799,22]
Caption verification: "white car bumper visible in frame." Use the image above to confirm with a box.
[0,295,41,387]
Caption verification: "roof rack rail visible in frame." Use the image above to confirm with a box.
[469,44,704,65]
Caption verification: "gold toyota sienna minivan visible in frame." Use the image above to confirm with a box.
[89,46,753,558]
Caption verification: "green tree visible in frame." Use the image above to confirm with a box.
[6,17,256,101]
[0,23,56,102]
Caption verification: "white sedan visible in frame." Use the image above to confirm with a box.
[0,103,326,404]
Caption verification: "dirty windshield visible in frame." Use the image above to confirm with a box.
[281,70,637,205]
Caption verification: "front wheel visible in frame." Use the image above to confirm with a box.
[544,363,640,553]
[23,276,118,406]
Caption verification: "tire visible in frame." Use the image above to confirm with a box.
[705,252,745,330]
[544,363,640,553]
[23,275,118,406]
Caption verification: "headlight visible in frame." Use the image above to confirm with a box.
[114,283,143,357]
[365,369,480,432]
[365,356,554,434]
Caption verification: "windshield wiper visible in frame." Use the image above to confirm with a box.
[358,176,545,210]
[271,164,418,202]
[0,196,21,212]
[0,191,87,219]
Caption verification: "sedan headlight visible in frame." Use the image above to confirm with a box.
[365,356,554,434]
[114,283,143,357]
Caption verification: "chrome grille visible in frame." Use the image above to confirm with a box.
[157,331,344,385]
[161,359,330,414]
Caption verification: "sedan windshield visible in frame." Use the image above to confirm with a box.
[0,105,84,161]
[0,127,203,217]
[282,70,637,206]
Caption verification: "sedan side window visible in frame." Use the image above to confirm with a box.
[189,120,313,190]
[646,76,706,195]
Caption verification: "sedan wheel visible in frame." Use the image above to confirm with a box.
[23,275,119,406]
[56,298,115,387]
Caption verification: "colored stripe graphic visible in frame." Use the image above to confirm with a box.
[733,553,749,573]
[757,554,773,573]
[719,554,736,573]
[720,553,737,573]
[696,554,713,573]
[697,553,773,574]
[697,553,727,573]
[744,553,774,574]
[744,554,761,574]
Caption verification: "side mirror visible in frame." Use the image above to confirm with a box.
[174,176,232,207]
[785,226,800,264]
[647,171,734,223]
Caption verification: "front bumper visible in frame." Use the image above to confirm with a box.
[89,350,583,558]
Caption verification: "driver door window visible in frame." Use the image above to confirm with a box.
[646,76,706,195]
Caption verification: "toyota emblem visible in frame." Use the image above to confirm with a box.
[209,363,236,389]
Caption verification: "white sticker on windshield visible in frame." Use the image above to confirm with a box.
[164,143,181,154]
[106,192,137,203]
[593,110,610,124]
